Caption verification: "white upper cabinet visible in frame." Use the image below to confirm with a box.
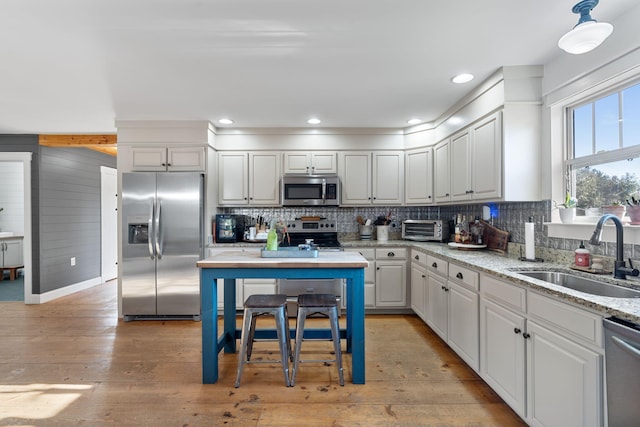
[339,151,404,205]
[433,140,451,203]
[283,151,337,174]
[131,147,205,172]
[405,148,433,205]
[450,130,472,202]
[218,151,281,206]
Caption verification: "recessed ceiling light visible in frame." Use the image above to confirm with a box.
[451,73,474,84]
[407,118,422,125]
[218,118,234,125]
[307,118,321,125]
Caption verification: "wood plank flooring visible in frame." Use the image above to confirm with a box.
[0,281,526,426]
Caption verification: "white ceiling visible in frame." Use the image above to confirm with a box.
[0,0,636,134]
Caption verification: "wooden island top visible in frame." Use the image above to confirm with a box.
[197,250,369,269]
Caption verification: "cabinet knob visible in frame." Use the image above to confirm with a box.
[422,274,426,278]
[514,328,522,334]
[523,332,531,339]
[387,252,395,257]
[428,195,432,199]
[432,262,438,268]
[469,190,474,194]
[376,267,380,270]
[456,272,463,279]
[441,285,446,290]
[414,255,419,260]
[445,193,450,197]
[167,163,172,167]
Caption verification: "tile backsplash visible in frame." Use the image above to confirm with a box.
[222,200,640,264]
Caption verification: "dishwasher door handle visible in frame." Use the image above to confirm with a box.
[611,335,640,360]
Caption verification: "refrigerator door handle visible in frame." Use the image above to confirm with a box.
[155,199,163,259]
[148,200,155,259]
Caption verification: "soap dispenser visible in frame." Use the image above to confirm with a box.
[575,241,590,267]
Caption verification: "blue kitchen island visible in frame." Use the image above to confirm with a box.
[197,250,369,384]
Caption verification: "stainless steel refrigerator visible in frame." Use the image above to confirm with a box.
[122,172,203,321]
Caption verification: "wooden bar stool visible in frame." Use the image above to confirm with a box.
[291,293,344,386]
[235,294,292,387]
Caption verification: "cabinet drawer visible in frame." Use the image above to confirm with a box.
[481,274,526,314]
[345,247,375,260]
[528,291,603,348]
[448,263,479,292]
[426,255,448,277]
[375,248,407,260]
[411,249,427,267]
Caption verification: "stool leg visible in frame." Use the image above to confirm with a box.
[291,307,307,386]
[246,313,258,361]
[329,306,344,386]
[235,309,254,388]
[274,308,292,387]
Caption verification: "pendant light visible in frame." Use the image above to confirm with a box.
[558,0,613,54]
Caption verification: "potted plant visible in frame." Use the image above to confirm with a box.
[555,192,577,224]
[602,201,626,220]
[626,196,640,224]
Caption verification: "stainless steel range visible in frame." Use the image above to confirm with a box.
[278,218,343,316]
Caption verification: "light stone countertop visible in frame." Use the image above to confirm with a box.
[208,239,640,323]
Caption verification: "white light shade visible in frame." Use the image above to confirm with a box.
[451,73,474,84]
[218,118,234,125]
[407,118,422,125]
[558,20,613,54]
[307,118,321,125]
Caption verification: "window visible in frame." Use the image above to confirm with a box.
[567,80,640,209]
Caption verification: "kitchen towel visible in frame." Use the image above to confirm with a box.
[525,219,535,260]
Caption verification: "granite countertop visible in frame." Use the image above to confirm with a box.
[208,239,640,323]
[341,238,640,323]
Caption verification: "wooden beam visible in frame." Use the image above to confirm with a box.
[39,134,117,156]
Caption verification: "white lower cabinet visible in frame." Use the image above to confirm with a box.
[410,249,428,321]
[480,273,604,426]
[343,248,376,308]
[1,239,23,267]
[243,279,277,301]
[375,248,407,307]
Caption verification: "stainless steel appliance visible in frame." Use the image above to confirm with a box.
[215,214,247,243]
[402,219,449,242]
[278,218,343,316]
[281,174,340,207]
[603,316,640,425]
[122,172,203,321]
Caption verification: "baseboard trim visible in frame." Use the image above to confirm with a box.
[31,277,103,304]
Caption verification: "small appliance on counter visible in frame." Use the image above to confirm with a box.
[214,214,248,243]
[402,219,449,242]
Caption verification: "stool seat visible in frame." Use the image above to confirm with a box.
[297,293,338,308]
[235,294,292,388]
[292,293,344,387]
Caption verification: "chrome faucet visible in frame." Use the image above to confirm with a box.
[589,214,639,279]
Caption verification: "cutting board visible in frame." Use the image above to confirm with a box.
[480,220,509,254]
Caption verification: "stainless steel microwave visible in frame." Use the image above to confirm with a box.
[281,174,341,207]
[402,219,450,242]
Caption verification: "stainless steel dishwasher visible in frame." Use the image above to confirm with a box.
[603,317,640,426]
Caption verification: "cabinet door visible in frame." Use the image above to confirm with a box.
[218,152,248,204]
[479,298,526,418]
[450,130,471,202]
[2,239,23,266]
[283,152,311,174]
[310,152,337,174]
[167,147,205,172]
[405,148,433,205]
[248,152,281,205]
[448,281,479,371]
[426,273,448,340]
[526,321,602,427]
[339,152,372,205]
[372,151,403,205]
[243,279,277,302]
[433,140,451,203]
[375,261,406,307]
[471,113,502,200]
[410,263,427,321]
[131,148,168,171]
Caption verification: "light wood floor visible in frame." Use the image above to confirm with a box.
[0,281,526,426]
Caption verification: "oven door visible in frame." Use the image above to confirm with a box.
[277,278,343,317]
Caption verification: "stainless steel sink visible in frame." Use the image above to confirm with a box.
[512,271,640,298]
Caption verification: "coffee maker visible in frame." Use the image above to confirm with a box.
[215,214,247,243]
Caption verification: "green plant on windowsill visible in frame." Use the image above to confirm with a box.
[554,192,577,209]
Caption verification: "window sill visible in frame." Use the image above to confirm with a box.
[545,222,640,244]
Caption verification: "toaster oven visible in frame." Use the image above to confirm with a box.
[402,219,449,242]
